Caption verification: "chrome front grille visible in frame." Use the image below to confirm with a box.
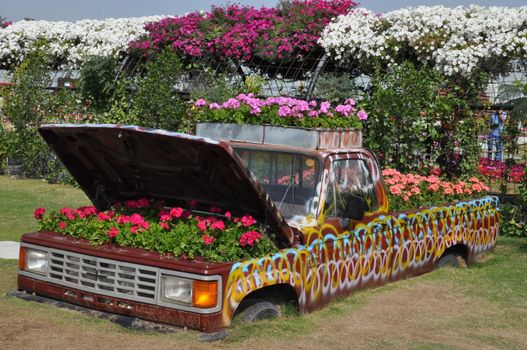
[19,242,224,314]
[28,245,159,304]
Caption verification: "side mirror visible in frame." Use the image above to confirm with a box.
[343,194,368,221]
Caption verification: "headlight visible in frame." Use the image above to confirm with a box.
[160,275,219,309]
[161,276,193,305]
[25,249,48,275]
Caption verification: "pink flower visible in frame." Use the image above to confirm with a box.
[108,227,119,238]
[319,101,330,114]
[195,98,207,107]
[357,110,368,121]
[202,235,215,245]
[34,208,46,220]
[224,211,232,219]
[160,222,170,230]
[130,226,139,234]
[58,221,67,230]
[240,215,257,227]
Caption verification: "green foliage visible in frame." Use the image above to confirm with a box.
[315,73,359,104]
[92,75,139,125]
[1,46,72,183]
[362,62,482,177]
[190,73,239,103]
[78,55,118,111]
[499,171,527,237]
[131,49,189,132]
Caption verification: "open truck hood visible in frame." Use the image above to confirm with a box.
[38,124,294,246]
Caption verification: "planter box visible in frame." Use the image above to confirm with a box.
[196,123,362,150]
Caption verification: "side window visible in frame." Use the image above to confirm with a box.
[324,158,379,218]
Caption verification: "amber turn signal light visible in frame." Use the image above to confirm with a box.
[18,247,26,270]
[192,280,218,308]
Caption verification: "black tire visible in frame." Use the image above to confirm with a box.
[436,253,465,268]
[236,300,279,323]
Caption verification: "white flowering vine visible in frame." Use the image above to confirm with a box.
[0,16,166,68]
[320,5,527,76]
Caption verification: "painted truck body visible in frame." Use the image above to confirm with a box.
[17,124,500,332]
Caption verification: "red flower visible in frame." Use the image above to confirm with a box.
[170,207,184,218]
[160,214,172,222]
[81,206,98,216]
[239,230,262,247]
[108,227,119,238]
[130,226,139,234]
[225,211,232,219]
[197,220,208,231]
[160,222,170,230]
[60,207,75,220]
[130,213,145,226]
[210,220,225,230]
[98,212,111,222]
[202,234,215,245]
[58,221,67,230]
[34,207,46,220]
[240,215,257,227]
[137,198,150,207]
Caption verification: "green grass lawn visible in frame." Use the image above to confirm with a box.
[0,176,89,241]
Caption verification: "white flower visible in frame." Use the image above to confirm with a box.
[320,5,527,77]
[0,16,167,68]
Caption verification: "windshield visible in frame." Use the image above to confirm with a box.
[234,148,321,220]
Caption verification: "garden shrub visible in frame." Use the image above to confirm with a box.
[362,62,483,178]
[499,171,527,237]
[78,55,118,111]
[131,49,189,132]
[2,46,73,183]
[314,73,360,104]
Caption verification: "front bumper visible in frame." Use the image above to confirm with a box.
[18,275,225,332]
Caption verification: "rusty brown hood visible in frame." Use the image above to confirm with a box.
[38,124,294,247]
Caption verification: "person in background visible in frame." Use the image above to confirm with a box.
[488,110,507,161]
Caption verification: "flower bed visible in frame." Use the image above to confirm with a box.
[192,93,366,129]
[383,168,490,212]
[130,0,356,64]
[320,6,527,77]
[34,199,276,263]
[478,158,526,183]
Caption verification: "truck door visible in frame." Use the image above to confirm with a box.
[321,155,393,291]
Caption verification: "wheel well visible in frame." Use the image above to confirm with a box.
[234,284,299,317]
[441,244,468,261]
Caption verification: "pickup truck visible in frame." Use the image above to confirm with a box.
[17,123,500,332]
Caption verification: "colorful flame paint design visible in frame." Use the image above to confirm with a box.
[222,196,499,324]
